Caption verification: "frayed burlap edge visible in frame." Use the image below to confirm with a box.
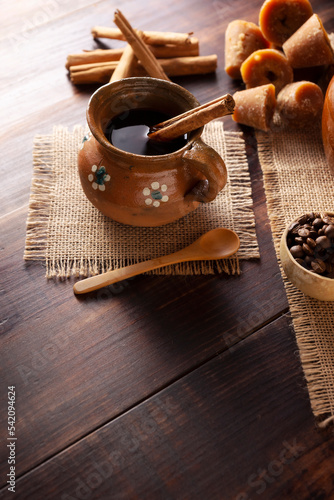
[24,134,54,261]
[257,132,334,428]
[224,130,258,260]
[46,255,239,279]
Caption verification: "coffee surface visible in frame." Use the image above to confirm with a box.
[105,108,187,156]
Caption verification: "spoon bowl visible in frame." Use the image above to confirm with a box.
[197,227,240,258]
[73,227,240,294]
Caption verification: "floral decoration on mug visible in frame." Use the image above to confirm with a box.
[143,182,169,207]
[88,165,111,191]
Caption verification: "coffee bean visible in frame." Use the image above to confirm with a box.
[302,243,314,256]
[290,245,304,258]
[288,221,299,233]
[312,218,323,229]
[297,215,309,225]
[295,236,304,244]
[316,236,331,249]
[311,259,327,274]
[298,227,310,238]
[309,230,318,239]
[325,224,334,238]
[323,214,334,225]
[306,237,316,249]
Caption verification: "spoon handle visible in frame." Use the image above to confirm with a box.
[73,249,188,294]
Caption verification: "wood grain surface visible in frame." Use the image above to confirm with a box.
[1,0,334,499]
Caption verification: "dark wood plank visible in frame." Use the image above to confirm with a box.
[5,314,334,500]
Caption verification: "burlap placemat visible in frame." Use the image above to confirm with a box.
[24,121,259,278]
[257,121,334,427]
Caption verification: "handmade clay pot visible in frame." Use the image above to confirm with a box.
[280,213,334,301]
[78,77,227,227]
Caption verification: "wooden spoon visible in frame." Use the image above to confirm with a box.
[73,228,240,295]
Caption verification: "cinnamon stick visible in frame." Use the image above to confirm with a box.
[66,48,123,70]
[70,61,119,73]
[70,65,118,84]
[150,94,226,129]
[154,55,217,76]
[113,10,170,81]
[110,43,137,81]
[91,26,198,47]
[69,55,218,84]
[149,42,199,58]
[148,94,235,142]
[65,43,200,69]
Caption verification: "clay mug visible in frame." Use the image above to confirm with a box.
[78,77,228,227]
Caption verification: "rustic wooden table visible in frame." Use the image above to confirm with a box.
[1,0,334,499]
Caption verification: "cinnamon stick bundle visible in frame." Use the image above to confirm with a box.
[91,26,198,47]
[113,10,170,81]
[69,55,218,84]
[67,10,218,86]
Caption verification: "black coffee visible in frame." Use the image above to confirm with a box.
[105,109,187,156]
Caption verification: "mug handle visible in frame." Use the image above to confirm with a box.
[182,138,227,203]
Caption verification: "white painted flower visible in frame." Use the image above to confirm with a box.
[88,164,110,191]
[142,182,169,207]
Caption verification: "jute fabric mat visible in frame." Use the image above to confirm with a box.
[24,121,259,278]
[257,121,334,427]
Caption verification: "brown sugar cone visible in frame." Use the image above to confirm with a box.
[240,48,293,95]
[277,81,324,128]
[232,84,276,131]
[225,20,270,79]
[282,14,334,68]
[259,0,313,47]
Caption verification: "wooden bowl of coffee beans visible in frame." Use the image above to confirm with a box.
[280,211,334,300]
